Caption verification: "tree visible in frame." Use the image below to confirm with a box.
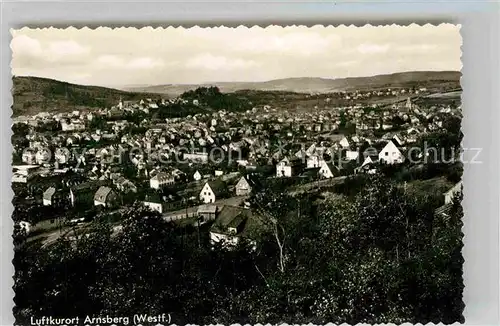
[14,175,464,324]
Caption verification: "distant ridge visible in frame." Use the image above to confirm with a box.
[12,76,161,117]
[12,71,461,117]
[123,71,461,97]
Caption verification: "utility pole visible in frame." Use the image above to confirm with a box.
[197,216,201,248]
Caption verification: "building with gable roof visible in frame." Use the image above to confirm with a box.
[199,180,227,204]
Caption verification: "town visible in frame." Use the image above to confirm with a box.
[12,82,463,249]
[10,23,466,325]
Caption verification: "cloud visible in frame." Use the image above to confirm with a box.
[48,40,90,57]
[185,54,258,71]
[11,35,90,69]
[97,55,124,67]
[10,25,462,86]
[334,60,357,67]
[96,55,163,70]
[396,44,439,53]
[357,43,390,54]
[11,35,42,57]
[128,57,164,69]
[235,32,339,56]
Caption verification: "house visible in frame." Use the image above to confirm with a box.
[35,148,51,165]
[61,120,85,131]
[94,186,117,207]
[435,181,463,218]
[318,160,338,179]
[54,148,70,164]
[12,165,39,183]
[306,154,322,169]
[70,181,107,207]
[115,176,137,193]
[184,152,209,163]
[276,157,303,177]
[197,204,217,222]
[235,176,253,196]
[294,149,308,160]
[199,180,227,204]
[193,170,202,181]
[150,172,175,189]
[444,181,463,204]
[345,150,359,161]
[143,193,166,214]
[209,205,262,248]
[378,140,404,164]
[339,136,352,149]
[12,172,28,183]
[355,155,378,174]
[22,149,37,165]
[17,221,32,234]
[43,187,56,206]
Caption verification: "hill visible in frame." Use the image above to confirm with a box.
[12,76,162,117]
[12,71,461,117]
[124,71,461,96]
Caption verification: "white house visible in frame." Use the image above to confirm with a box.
[94,186,117,207]
[12,172,28,183]
[54,148,70,164]
[61,120,85,131]
[345,150,359,161]
[42,187,56,206]
[378,140,404,164]
[276,157,302,177]
[184,152,209,163]
[199,181,226,204]
[143,195,165,214]
[12,165,38,183]
[22,149,37,165]
[235,176,252,196]
[444,181,463,204]
[355,156,378,174]
[18,221,32,234]
[193,170,202,181]
[150,172,175,189]
[339,136,351,149]
[318,160,337,179]
[306,154,321,169]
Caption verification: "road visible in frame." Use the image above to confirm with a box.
[29,177,345,247]
[163,195,249,221]
[289,176,347,195]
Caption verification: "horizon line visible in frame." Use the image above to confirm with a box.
[13,69,462,90]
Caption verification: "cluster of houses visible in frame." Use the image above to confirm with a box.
[12,92,462,248]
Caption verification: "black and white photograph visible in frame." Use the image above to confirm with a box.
[11,24,464,325]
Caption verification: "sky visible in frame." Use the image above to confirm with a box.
[11,24,461,87]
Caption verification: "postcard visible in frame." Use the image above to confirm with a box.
[11,24,463,325]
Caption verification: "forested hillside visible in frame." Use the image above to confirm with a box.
[12,76,161,116]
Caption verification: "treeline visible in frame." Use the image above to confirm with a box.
[42,84,107,107]
[13,175,463,325]
[157,87,251,119]
[181,86,251,112]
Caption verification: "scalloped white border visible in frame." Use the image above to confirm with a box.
[6,23,466,326]
[2,3,500,325]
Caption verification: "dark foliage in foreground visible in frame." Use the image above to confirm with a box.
[13,176,464,325]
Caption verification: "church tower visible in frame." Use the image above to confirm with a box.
[405,97,412,110]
